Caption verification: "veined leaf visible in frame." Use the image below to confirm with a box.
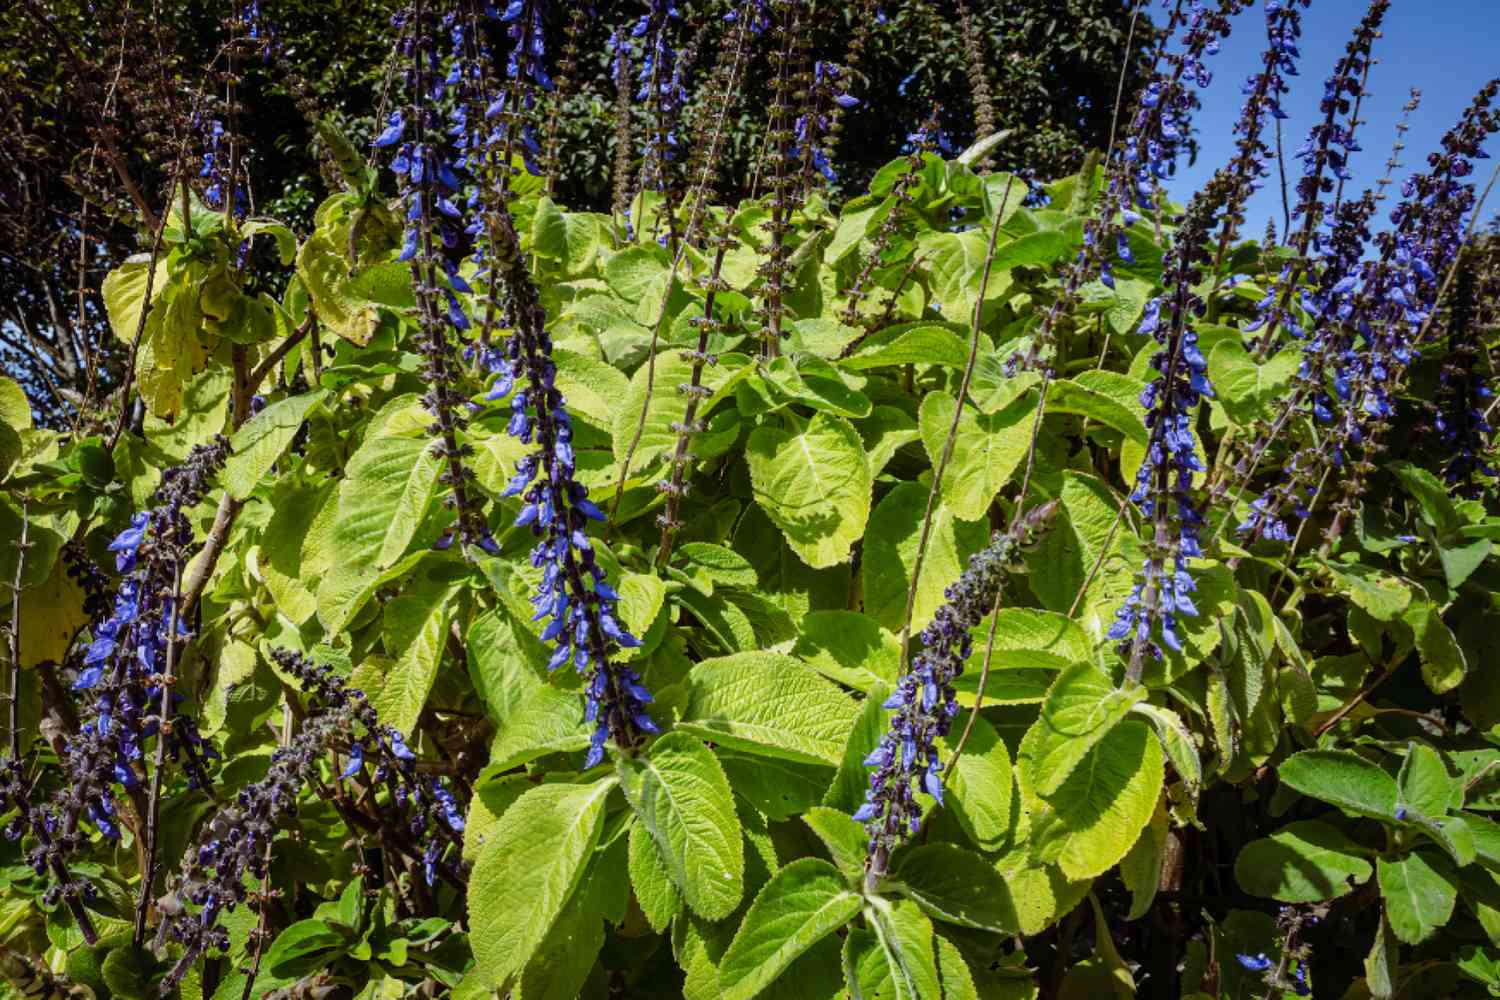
[618,733,745,921]
[468,779,616,989]
[224,389,328,500]
[1235,820,1374,903]
[681,653,859,766]
[371,582,455,737]
[1041,719,1165,880]
[627,820,681,932]
[1278,750,1399,821]
[890,844,1018,933]
[746,412,873,569]
[862,482,989,634]
[917,389,1035,522]
[1377,851,1457,945]
[1020,665,1145,796]
[718,859,861,1000]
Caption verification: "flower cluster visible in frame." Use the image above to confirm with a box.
[159,648,466,989]
[1428,244,1500,492]
[378,2,496,557]
[855,502,1058,890]
[478,207,656,768]
[1108,190,1222,672]
[71,436,231,825]
[1246,0,1387,355]
[1106,0,1247,241]
[633,0,687,211]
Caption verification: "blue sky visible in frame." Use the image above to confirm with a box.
[1162,0,1498,235]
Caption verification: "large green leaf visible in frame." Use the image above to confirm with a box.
[862,482,989,633]
[681,653,859,766]
[791,611,901,693]
[371,583,455,738]
[101,254,167,343]
[1019,665,1144,796]
[941,714,1014,851]
[890,844,1018,933]
[717,859,861,1000]
[224,389,328,499]
[618,733,745,921]
[467,779,616,989]
[1037,719,1164,880]
[515,903,604,1000]
[1235,820,1374,902]
[627,820,681,932]
[1277,750,1399,821]
[317,434,444,633]
[1377,851,1457,945]
[917,390,1035,522]
[746,413,873,569]
[865,897,943,1000]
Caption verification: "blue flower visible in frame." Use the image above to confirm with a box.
[1237,952,1273,972]
[108,512,149,572]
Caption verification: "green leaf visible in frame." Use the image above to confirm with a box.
[1037,719,1165,881]
[890,844,1018,933]
[865,898,943,1000]
[265,919,344,978]
[791,612,901,693]
[941,713,1014,851]
[1045,377,1148,445]
[1130,703,1202,820]
[241,219,298,265]
[1277,750,1398,820]
[371,583,454,738]
[224,389,328,499]
[530,197,568,259]
[101,254,166,343]
[718,859,862,1000]
[802,807,869,879]
[627,820,681,932]
[1411,606,1468,694]
[824,685,892,814]
[618,733,745,921]
[720,753,834,822]
[1119,802,1168,920]
[317,436,443,632]
[1325,565,1412,622]
[681,653,859,766]
[842,927,895,1000]
[0,376,33,431]
[746,413,872,569]
[839,323,970,371]
[917,390,1035,522]
[612,351,749,474]
[1234,820,1374,902]
[1020,665,1145,796]
[1399,742,1459,819]
[486,685,590,771]
[1377,851,1457,945]
[862,482,989,634]
[468,779,617,990]
[1206,340,1299,427]
[515,902,604,1000]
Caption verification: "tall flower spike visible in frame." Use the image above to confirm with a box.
[1427,242,1500,493]
[657,228,733,562]
[633,0,687,249]
[1012,0,1244,372]
[1247,0,1388,358]
[609,26,636,235]
[477,204,656,768]
[856,503,1059,892]
[1108,182,1227,676]
[379,0,495,557]
[1317,80,1500,546]
[159,649,467,990]
[754,0,810,359]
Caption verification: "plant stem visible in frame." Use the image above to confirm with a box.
[133,558,181,948]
